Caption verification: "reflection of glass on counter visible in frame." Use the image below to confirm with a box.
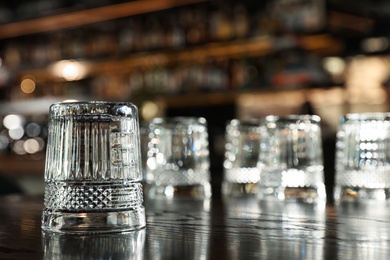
[223,197,326,259]
[43,230,145,259]
[144,197,211,260]
[337,203,390,259]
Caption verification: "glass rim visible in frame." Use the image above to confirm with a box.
[227,118,263,127]
[264,114,321,123]
[342,112,390,121]
[49,101,138,117]
[150,116,207,125]
[50,100,136,108]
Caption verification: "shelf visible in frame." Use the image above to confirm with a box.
[0,154,44,177]
[16,34,343,82]
[0,96,89,115]
[153,86,345,108]
[0,0,208,39]
[154,91,238,108]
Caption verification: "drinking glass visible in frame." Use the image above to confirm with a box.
[222,119,263,195]
[258,114,326,203]
[43,230,145,259]
[42,101,146,234]
[143,117,211,199]
[334,113,390,202]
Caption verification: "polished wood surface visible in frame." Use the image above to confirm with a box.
[0,194,389,259]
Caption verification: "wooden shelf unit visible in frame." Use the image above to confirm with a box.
[0,0,208,39]
[16,34,343,83]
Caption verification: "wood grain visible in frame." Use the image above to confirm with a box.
[0,195,389,259]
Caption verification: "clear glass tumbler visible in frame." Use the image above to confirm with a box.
[43,230,145,259]
[41,101,146,234]
[144,117,211,199]
[222,119,263,195]
[258,115,326,203]
[334,113,390,202]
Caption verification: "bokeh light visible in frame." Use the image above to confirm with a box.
[3,114,24,130]
[23,138,40,154]
[52,60,88,81]
[12,140,26,155]
[323,57,346,75]
[20,77,36,94]
[0,131,9,150]
[9,126,24,140]
[25,122,41,137]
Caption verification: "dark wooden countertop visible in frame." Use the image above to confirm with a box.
[0,194,389,259]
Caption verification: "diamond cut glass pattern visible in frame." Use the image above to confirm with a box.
[334,113,390,202]
[144,117,211,198]
[42,102,146,234]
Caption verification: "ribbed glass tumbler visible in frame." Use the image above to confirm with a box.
[258,115,326,203]
[334,113,390,202]
[144,117,211,199]
[41,101,146,234]
[222,119,263,196]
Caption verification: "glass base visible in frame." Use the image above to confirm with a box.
[144,183,211,199]
[258,186,326,203]
[43,229,146,259]
[41,207,146,234]
[334,186,390,202]
[221,182,259,196]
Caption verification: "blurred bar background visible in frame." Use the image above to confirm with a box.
[0,0,389,197]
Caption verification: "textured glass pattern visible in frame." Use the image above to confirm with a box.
[258,115,326,201]
[44,182,143,211]
[259,115,323,171]
[335,113,390,201]
[42,101,145,233]
[145,117,210,186]
[223,119,263,184]
[45,102,142,183]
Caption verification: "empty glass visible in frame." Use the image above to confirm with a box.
[42,101,146,234]
[258,115,326,203]
[43,230,145,259]
[334,113,390,202]
[143,117,211,199]
[222,119,263,195]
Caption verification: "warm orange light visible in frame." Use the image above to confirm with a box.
[20,78,36,94]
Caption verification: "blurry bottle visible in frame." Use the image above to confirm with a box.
[252,8,279,37]
[70,31,86,58]
[3,43,22,68]
[210,6,233,41]
[232,4,249,39]
[46,35,62,63]
[202,60,229,92]
[131,19,143,52]
[155,67,170,93]
[185,7,208,45]
[119,20,136,53]
[143,17,164,50]
[230,60,249,90]
[31,38,49,66]
[167,22,185,49]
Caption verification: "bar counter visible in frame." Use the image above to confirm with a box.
[0,194,389,259]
